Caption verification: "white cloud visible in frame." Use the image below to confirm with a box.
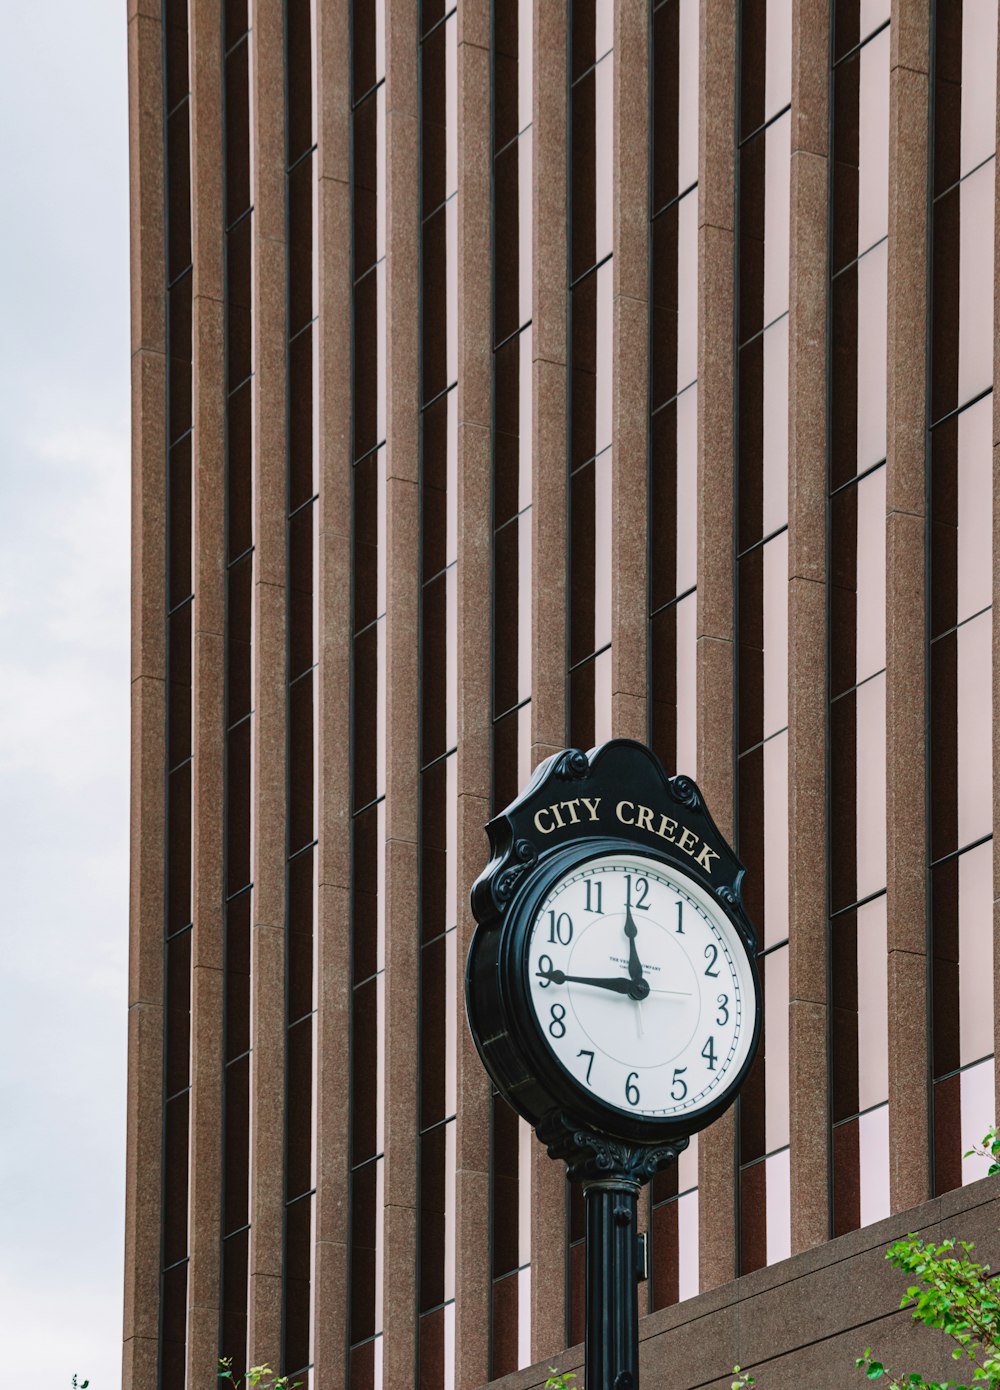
[0,3,130,1386]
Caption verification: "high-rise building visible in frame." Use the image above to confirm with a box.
[125,0,1000,1385]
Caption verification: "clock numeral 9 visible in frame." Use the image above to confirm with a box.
[625,1072,640,1106]
[547,910,573,945]
[716,993,729,1025]
[701,1035,717,1071]
[548,1003,567,1038]
[671,1067,688,1101]
[704,943,720,977]
[537,953,554,986]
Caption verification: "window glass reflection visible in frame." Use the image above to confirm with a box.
[651,189,698,408]
[857,1103,890,1228]
[832,27,888,268]
[834,0,889,62]
[739,113,791,339]
[650,592,697,777]
[652,0,699,211]
[738,317,789,548]
[831,464,885,696]
[931,609,992,857]
[934,0,998,193]
[650,386,697,608]
[931,394,992,636]
[932,158,996,422]
[740,0,791,136]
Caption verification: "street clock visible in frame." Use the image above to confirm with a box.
[465,741,763,1390]
[466,739,762,1168]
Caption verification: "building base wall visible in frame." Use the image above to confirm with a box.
[486,1174,1000,1389]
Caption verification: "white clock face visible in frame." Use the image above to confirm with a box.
[526,852,756,1120]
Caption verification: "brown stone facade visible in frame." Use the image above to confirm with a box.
[126,0,1000,1386]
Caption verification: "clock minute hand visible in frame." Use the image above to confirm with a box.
[536,967,649,1000]
[622,900,646,986]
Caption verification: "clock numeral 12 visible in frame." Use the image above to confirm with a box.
[547,911,573,945]
[584,879,603,914]
[577,1049,595,1084]
[624,875,650,911]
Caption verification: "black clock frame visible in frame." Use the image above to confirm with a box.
[466,739,763,1159]
[470,836,761,1147]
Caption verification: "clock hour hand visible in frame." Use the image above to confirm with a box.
[536,966,649,1000]
[622,901,646,987]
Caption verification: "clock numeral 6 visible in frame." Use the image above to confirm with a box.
[704,942,720,977]
[671,1067,688,1101]
[547,910,573,946]
[537,953,555,986]
[625,1071,640,1106]
[548,1002,567,1038]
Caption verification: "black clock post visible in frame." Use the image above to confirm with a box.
[466,741,762,1389]
[539,1118,689,1389]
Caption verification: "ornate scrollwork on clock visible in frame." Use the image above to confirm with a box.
[494,837,538,902]
[668,774,702,811]
[556,747,590,781]
[537,1111,690,1183]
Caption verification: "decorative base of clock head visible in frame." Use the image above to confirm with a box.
[536,1110,690,1185]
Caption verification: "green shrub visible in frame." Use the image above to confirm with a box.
[853,1128,1000,1389]
[217,1357,302,1389]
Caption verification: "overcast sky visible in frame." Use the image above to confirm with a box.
[0,4,130,1385]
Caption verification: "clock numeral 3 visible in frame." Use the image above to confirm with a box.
[547,910,574,945]
[584,880,603,914]
[701,1035,717,1071]
[625,1071,640,1106]
[671,1067,688,1101]
[537,953,554,986]
[716,993,729,1025]
[578,1049,595,1084]
[548,1003,567,1038]
[704,943,720,977]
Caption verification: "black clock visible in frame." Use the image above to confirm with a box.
[466,740,762,1163]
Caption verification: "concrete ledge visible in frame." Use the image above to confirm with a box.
[481,1174,1000,1389]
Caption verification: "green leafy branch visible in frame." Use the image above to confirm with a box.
[853,1128,1000,1389]
[217,1357,302,1389]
